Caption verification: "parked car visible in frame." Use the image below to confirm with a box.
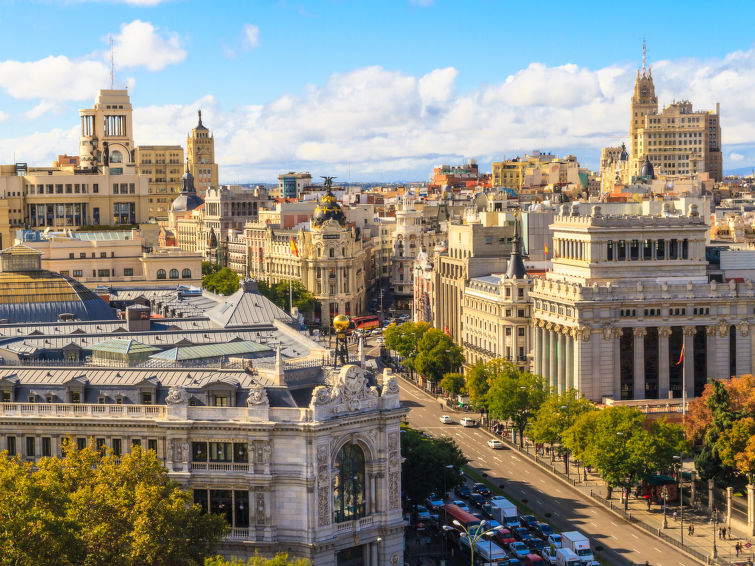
[520,515,539,531]
[454,485,472,498]
[472,483,490,497]
[425,493,444,511]
[546,534,562,548]
[487,439,504,449]
[481,502,493,518]
[541,547,558,565]
[439,414,453,424]
[460,417,477,427]
[513,527,530,541]
[452,500,470,512]
[494,528,516,547]
[536,523,555,539]
[527,538,547,553]
[416,505,431,520]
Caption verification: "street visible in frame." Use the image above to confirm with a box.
[397,377,700,566]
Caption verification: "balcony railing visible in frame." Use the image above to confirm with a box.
[335,515,375,533]
[189,462,249,472]
[0,402,167,419]
[225,528,252,541]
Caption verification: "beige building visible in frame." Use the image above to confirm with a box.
[135,145,185,221]
[186,110,219,194]
[276,172,312,199]
[16,228,202,288]
[492,152,584,191]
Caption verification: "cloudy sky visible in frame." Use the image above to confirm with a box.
[0,0,754,182]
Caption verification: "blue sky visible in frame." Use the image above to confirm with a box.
[1,0,754,182]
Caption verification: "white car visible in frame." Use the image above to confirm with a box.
[460,417,477,427]
[439,415,453,424]
[547,534,562,548]
[487,439,504,450]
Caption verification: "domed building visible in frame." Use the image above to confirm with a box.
[171,161,205,214]
[0,244,117,323]
[312,187,347,229]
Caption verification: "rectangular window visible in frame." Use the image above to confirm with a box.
[209,442,233,462]
[131,439,141,449]
[93,184,99,193]
[112,438,122,457]
[518,327,525,337]
[147,439,158,453]
[76,437,87,451]
[98,269,110,277]
[233,443,248,463]
[213,395,228,407]
[7,436,16,455]
[25,437,34,457]
[192,442,208,462]
[42,437,51,457]
[71,391,81,403]
[124,268,133,277]
[96,438,106,452]
[141,392,152,405]
[73,270,83,278]
[193,489,208,514]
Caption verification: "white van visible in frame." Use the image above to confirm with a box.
[460,417,477,427]
[555,548,581,566]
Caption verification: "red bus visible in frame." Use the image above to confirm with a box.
[350,315,380,330]
[443,503,482,532]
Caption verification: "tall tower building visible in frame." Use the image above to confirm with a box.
[629,43,658,177]
[79,90,136,170]
[186,110,219,194]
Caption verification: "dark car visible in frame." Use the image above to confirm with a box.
[513,527,530,541]
[469,493,486,507]
[472,483,491,497]
[519,515,539,530]
[527,537,547,553]
[455,485,472,498]
[535,523,554,538]
[481,502,493,518]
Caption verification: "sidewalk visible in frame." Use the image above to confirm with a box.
[396,368,754,566]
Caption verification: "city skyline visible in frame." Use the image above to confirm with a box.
[1,0,755,182]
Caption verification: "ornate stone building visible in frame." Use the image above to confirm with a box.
[531,203,754,402]
[187,110,219,194]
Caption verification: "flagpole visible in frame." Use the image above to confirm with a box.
[682,355,686,428]
[289,277,293,315]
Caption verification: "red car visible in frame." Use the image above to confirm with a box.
[494,528,516,547]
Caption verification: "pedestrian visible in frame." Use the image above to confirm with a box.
[439,403,442,410]
[673,511,677,521]
[722,526,726,539]
[736,542,741,556]
[647,497,651,511]
[718,527,722,540]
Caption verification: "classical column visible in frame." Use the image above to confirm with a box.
[534,325,543,376]
[557,329,566,393]
[706,326,717,380]
[633,327,647,400]
[727,486,733,529]
[566,332,574,390]
[612,328,622,400]
[748,484,755,535]
[683,326,696,399]
[658,326,672,399]
[549,328,558,391]
[736,322,752,376]
[370,542,378,566]
[708,479,715,512]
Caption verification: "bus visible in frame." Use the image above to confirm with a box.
[350,315,380,330]
[443,503,482,533]
[458,534,509,565]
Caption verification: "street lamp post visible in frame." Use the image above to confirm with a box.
[450,519,497,566]
[674,454,684,546]
[662,485,669,529]
[712,509,718,559]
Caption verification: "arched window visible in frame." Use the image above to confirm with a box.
[157,269,166,280]
[182,268,191,279]
[169,269,179,279]
[110,150,123,163]
[333,444,366,523]
[329,248,334,258]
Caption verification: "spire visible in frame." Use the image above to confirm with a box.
[505,215,527,279]
[198,109,203,128]
[642,38,647,74]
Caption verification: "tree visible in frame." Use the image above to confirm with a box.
[203,267,240,296]
[464,360,496,410]
[563,407,686,505]
[202,261,221,277]
[0,440,227,566]
[439,373,466,398]
[383,322,430,370]
[400,424,468,506]
[413,329,464,384]
[717,417,755,484]
[205,554,310,566]
[257,281,317,317]
[530,389,595,473]
[485,364,548,447]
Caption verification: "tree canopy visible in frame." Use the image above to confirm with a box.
[563,406,686,504]
[413,328,464,384]
[439,373,466,397]
[205,554,310,566]
[257,280,317,315]
[383,322,430,370]
[400,424,468,505]
[203,267,240,296]
[529,389,595,449]
[0,440,227,566]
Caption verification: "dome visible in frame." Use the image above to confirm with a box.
[0,245,117,323]
[640,155,655,179]
[312,188,347,229]
[171,160,205,213]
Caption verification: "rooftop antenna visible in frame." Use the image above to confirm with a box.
[109,35,115,89]
[642,37,647,74]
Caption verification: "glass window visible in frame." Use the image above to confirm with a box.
[333,444,366,523]
[124,268,133,277]
[209,442,233,462]
[210,490,233,525]
[112,438,122,457]
[182,268,191,278]
[193,489,208,514]
[25,437,35,457]
[76,437,87,451]
[233,443,248,463]
[147,439,157,453]
[157,269,166,280]
[192,442,207,462]
[6,437,16,455]
[42,437,51,457]
[169,269,179,279]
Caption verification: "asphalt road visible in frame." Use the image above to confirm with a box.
[398,378,698,566]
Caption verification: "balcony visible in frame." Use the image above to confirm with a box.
[0,402,167,419]
[189,462,249,472]
[335,515,375,533]
[225,527,252,541]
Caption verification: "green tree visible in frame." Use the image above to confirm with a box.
[464,360,496,410]
[205,553,310,566]
[717,417,755,483]
[202,261,221,277]
[203,267,240,296]
[413,329,464,384]
[485,364,548,447]
[563,407,686,505]
[256,281,317,316]
[0,440,227,566]
[530,389,595,473]
[383,322,430,370]
[439,373,466,397]
[400,424,468,505]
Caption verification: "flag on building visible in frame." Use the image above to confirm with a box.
[290,237,299,257]
[544,242,549,257]
[675,344,685,366]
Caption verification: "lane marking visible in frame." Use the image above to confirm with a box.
[654,547,662,553]
[631,533,639,540]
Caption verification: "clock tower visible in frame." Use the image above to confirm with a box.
[629,42,658,176]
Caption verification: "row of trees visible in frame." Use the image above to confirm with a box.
[383,322,465,384]
[455,359,687,506]
[257,280,317,317]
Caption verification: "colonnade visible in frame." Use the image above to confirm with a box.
[534,323,576,392]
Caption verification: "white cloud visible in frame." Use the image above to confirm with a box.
[6,47,755,178]
[0,111,8,123]
[0,55,109,100]
[113,20,186,71]
[243,24,260,49]
[24,100,58,120]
